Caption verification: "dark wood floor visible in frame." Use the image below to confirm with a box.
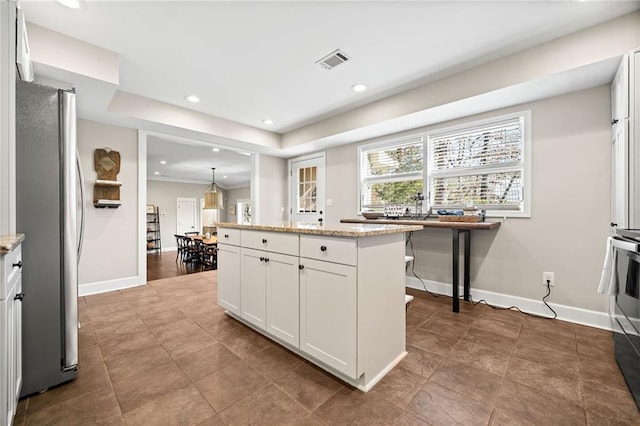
[146,250,214,281]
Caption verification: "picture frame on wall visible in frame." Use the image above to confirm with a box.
[229,205,237,215]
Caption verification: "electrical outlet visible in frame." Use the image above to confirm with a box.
[543,271,555,287]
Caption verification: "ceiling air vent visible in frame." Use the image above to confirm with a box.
[315,49,351,70]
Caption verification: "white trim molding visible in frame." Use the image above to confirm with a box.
[79,276,144,297]
[138,130,148,285]
[405,276,612,331]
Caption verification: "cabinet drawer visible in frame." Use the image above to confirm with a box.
[217,228,241,246]
[1,245,22,300]
[300,235,356,266]
[241,230,299,256]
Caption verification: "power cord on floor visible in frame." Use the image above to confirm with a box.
[406,231,440,297]
[405,231,558,319]
[468,279,557,320]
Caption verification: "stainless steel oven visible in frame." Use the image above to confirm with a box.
[612,228,640,410]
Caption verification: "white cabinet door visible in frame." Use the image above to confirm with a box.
[13,275,22,414]
[0,294,7,426]
[240,248,267,330]
[265,252,299,347]
[612,55,629,126]
[299,258,357,378]
[612,120,629,229]
[217,243,241,315]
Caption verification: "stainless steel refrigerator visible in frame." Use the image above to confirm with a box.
[15,80,85,396]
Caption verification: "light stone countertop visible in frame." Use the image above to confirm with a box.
[215,221,422,237]
[0,234,25,255]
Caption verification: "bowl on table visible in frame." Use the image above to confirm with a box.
[362,212,384,220]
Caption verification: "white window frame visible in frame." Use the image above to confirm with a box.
[357,135,425,214]
[357,110,531,218]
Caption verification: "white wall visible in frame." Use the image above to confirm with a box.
[147,180,225,249]
[77,119,138,292]
[0,2,16,236]
[324,85,611,315]
[226,186,250,224]
[252,154,287,223]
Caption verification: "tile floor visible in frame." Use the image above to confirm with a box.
[14,272,639,425]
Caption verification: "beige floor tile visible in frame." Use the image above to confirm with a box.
[406,328,458,357]
[123,384,215,426]
[492,379,586,425]
[418,315,473,340]
[137,306,188,329]
[175,343,240,381]
[218,383,311,425]
[25,386,121,426]
[27,345,111,414]
[98,329,159,361]
[274,363,345,411]
[242,345,304,381]
[105,344,172,383]
[150,318,218,359]
[447,334,513,377]
[315,387,404,425]
[430,359,504,406]
[505,356,582,403]
[369,366,427,409]
[579,356,630,392]
[399,344,444,379]
[195,361,269,412]
[406,381,492,426]
[112,362,190,414]
[518,327,577,356]
[218,325,274,359]
[405,310,430,335]
[523,316,575,339]
[582,379,640,424]
[471,316,522,340]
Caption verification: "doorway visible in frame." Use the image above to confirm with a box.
[177,197,197,235]
[289,153,325,223]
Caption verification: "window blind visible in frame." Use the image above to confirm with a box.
[428,117,525,209]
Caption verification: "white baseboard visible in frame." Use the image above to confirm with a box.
[79,276,145,297]
[405,276,612,331]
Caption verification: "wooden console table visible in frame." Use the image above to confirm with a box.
[340,218,500,313]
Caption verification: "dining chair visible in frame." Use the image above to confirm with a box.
[202,244,217,270]
[174,234,185,261]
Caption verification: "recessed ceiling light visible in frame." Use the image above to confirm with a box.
[154,171,160,175]
[262,119,274,125]
[160,160,166,165]
[223,175,227,179]
[351,83,368,92]
[240,152,251,156]
[56,0,82,9]
[185,94,200,103]
[212,148,220,152]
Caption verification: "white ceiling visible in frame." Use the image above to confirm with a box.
[146,135,252,186]
[20,0,640,183]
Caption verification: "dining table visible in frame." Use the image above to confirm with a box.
[190,234,218,246]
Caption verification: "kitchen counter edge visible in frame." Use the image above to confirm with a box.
[340,218,501,230]
[0,234,25,254]
[215,222,422,237]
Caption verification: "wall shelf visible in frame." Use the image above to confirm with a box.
[93,148,122,208]
[146,205,161,252]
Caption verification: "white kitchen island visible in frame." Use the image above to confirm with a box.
[215,221,421,391]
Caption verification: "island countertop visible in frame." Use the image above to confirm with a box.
[0,234,25,255]
[215,221,422,237]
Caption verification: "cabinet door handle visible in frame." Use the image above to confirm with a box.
[299,264,304,270]
[259,256,264,262]
[264,257,270,263]
[320,245,327,252]
[14,292,24,301]
[12,260,22,268]
[224,234,229,238]
[262,238,268,244]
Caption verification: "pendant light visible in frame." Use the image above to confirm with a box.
[204,167,224,210]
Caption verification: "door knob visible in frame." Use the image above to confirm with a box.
[12,260,22,268]
[14,292,24,301]
[298,264,304,270]
[611,119,619,125]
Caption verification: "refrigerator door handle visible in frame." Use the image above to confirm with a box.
[76,149,86,262]
[62,90,79,369]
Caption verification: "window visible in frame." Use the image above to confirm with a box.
[359,137,424,212]
[358,112,530,217]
